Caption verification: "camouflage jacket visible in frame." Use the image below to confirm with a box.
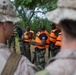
[35,50,76,75]
[0,43,37,75]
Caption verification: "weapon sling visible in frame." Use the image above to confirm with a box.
[1,52,22,75]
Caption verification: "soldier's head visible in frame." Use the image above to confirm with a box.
[26,26,30,31]
[0,0,20,41]
[46,0,76,40]
[51,23,56,29]
[38,25,45,32]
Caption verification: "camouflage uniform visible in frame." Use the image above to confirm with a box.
[33,30,48,70]
[34,48,46,70]
[24,42,31,61]
[8,33,16,52]
[35,0,76,75]
[0,0,37,75]
[35,50,76,75]
[0,43,37,75]
[23,29,34,61]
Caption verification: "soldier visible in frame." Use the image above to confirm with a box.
[16,26,23,40]
[16,26,24,55]
[0,0,37,75]
[35,0,76,75]
[23,26,34,61]
[31,25,49,70]
[49,23,60,57]
[54,31,62,55]
[8,28,17,52]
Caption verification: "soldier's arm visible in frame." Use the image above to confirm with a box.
[35,34,46,46]
[30,34,46,46]
[14,56,38,75]
[35,39,46,46]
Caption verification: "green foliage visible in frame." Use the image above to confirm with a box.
[49,0,57,10]
[13,0,57,34]
[14,0,57,10]
[30,17,51,35]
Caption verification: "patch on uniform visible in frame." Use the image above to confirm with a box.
[42,37,46,40]
[35,70,50,75]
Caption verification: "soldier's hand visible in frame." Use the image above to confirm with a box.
[30,42,36,45]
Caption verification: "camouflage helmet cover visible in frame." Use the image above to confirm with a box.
[45,0,76,24]
[0,0,20,22]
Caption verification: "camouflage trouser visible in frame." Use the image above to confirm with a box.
[24,42,31,61]
[20,41,25,55]
[8,36,16,52]
[51,46,60,57]
[35,48,46,70]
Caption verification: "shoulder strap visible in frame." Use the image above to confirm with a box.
[1,52,22,75]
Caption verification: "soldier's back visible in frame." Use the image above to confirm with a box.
[35,50,76,75]
[0,44,37,75]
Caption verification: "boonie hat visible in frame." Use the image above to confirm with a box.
[45,0,76,24]
[0,0,20,22]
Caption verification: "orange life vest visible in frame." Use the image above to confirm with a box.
[55,32,62,46]
[23,30,34,42]
[35,31,50,49]
[50,29,58,43]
